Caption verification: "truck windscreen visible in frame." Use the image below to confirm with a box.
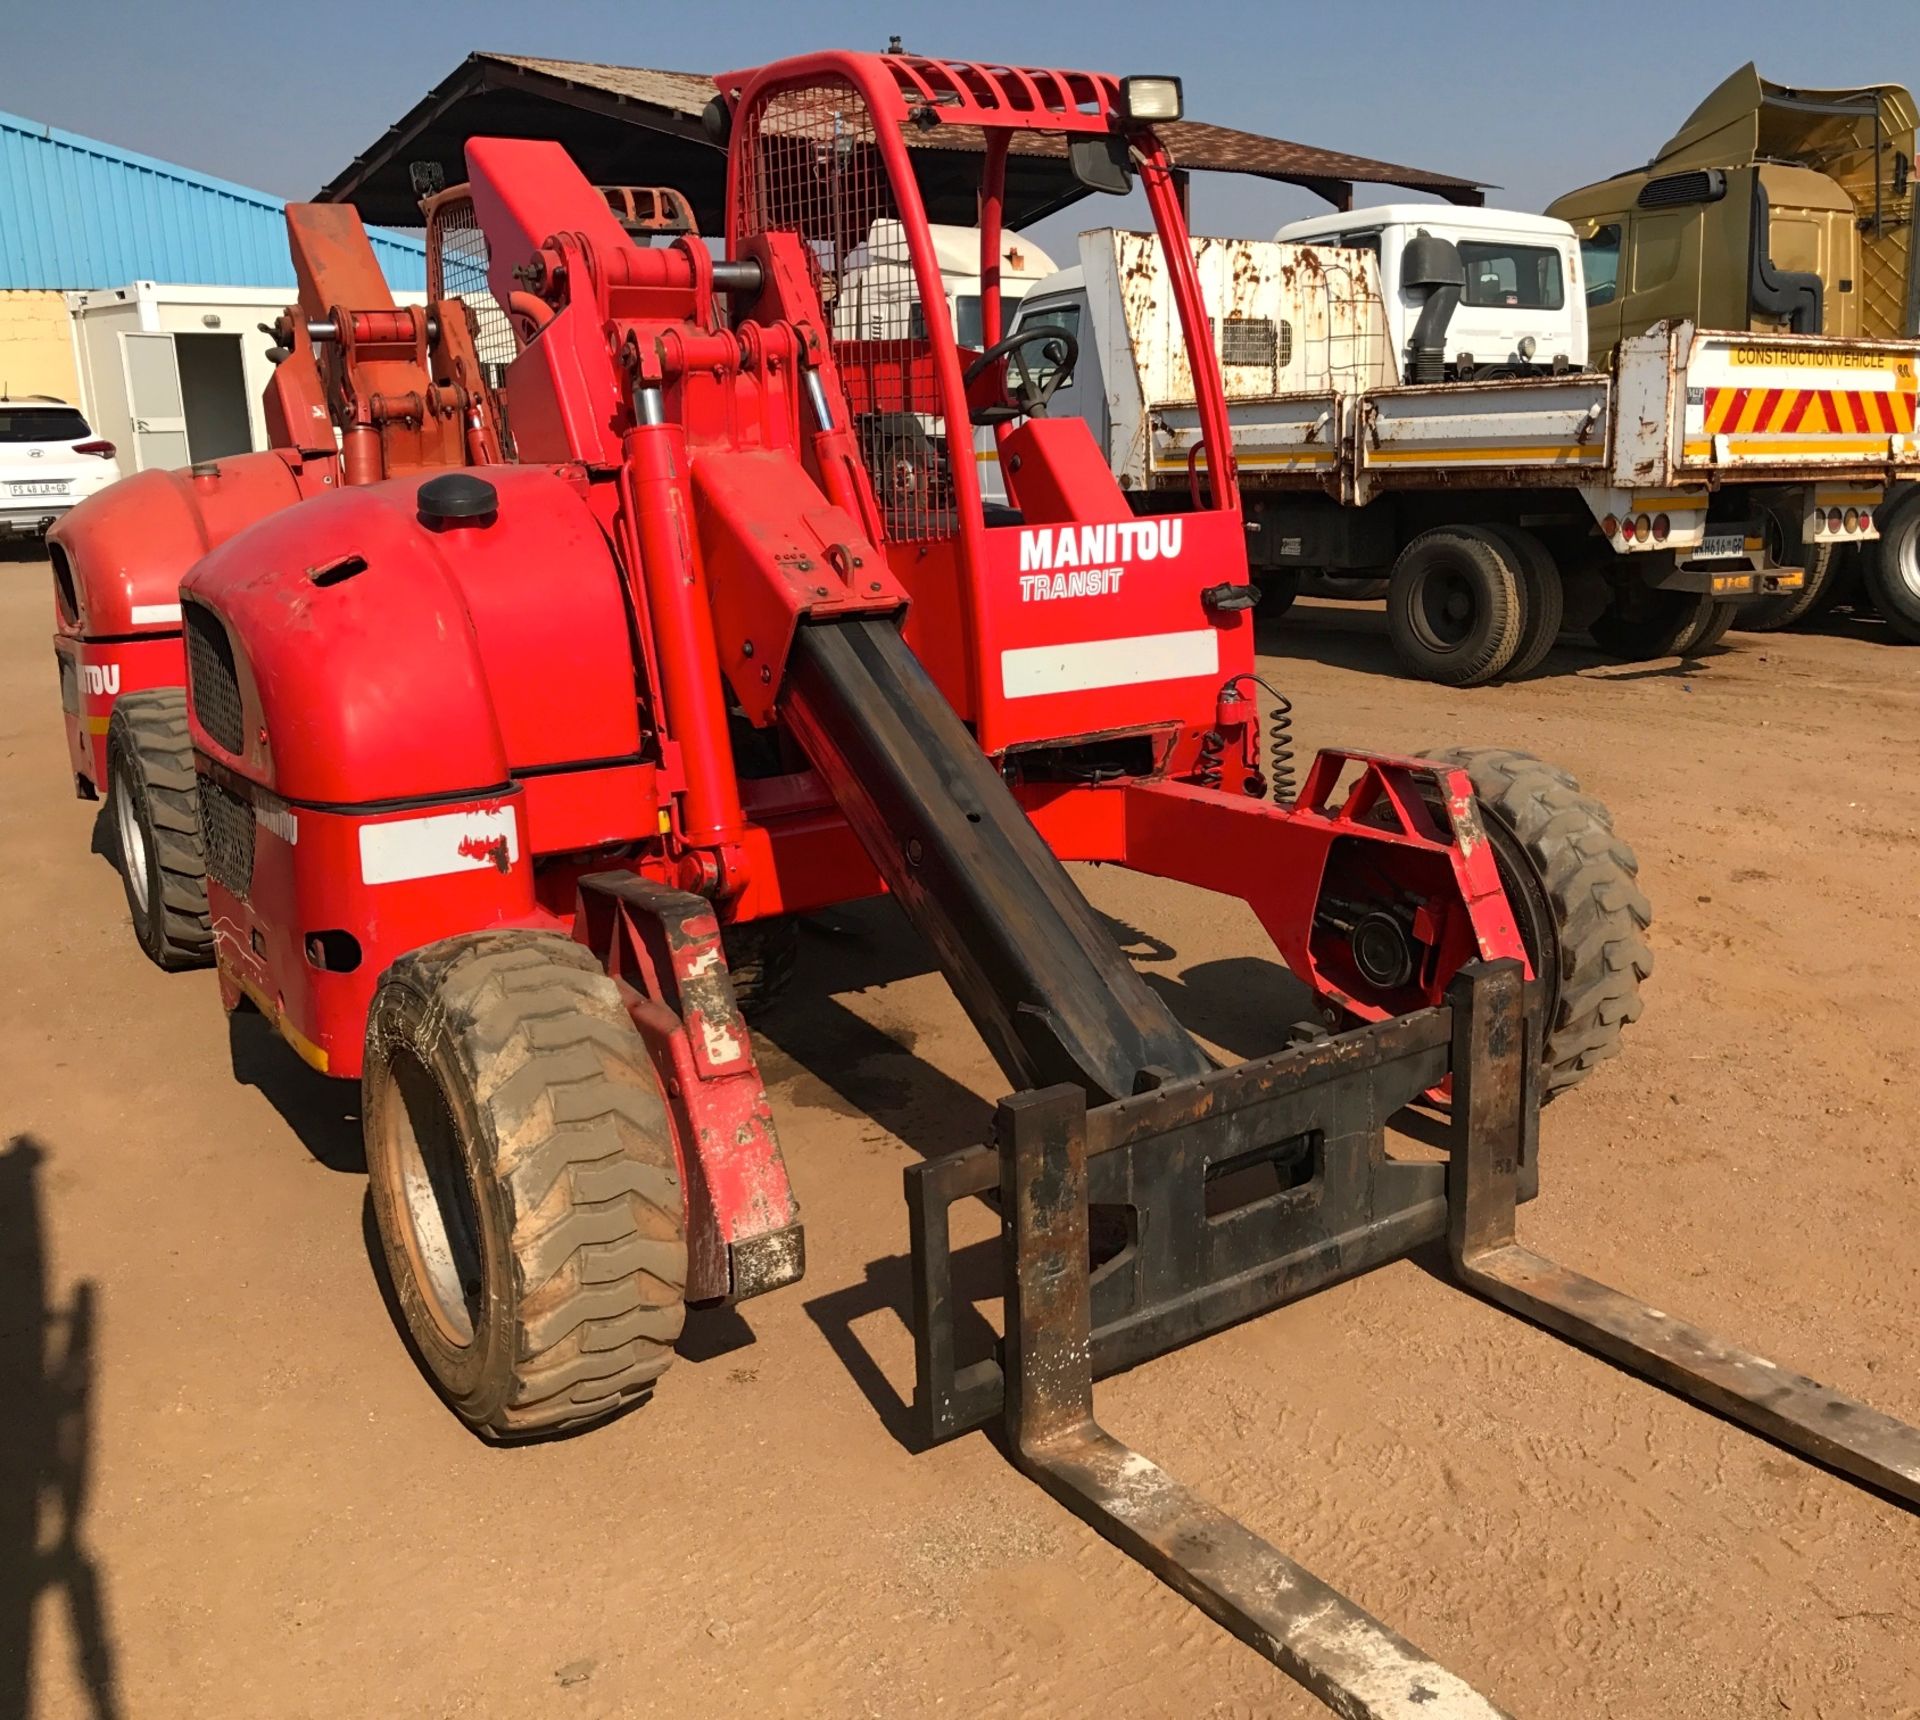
[1458,241,1565,310]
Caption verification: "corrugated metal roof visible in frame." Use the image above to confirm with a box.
[0,108,426,291]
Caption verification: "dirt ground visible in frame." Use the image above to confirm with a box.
[3,550,1918,1720]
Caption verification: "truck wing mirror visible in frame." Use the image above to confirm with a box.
[1069,134,1133,196]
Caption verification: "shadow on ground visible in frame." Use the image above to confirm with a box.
[0,1135,122,1720]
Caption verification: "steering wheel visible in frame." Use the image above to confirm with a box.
[962,326,1080,426]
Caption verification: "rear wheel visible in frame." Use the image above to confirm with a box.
[1734,543,1836,633]
[1423,748,1653,1098]
[1675,600,1737,655]
[363,930,687,1439]
[1588,584,1715,661]
[1863,489,1920,644]
[1484,524,1564,679]
[1254,569,1301,618]
[1386,528,1523,686]
[106,687,213,970]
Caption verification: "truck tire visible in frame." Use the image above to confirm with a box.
[722,916,799,1014]
[1484,525,1564,679]
[1863,488,1920,644]
[1588,586,1715,660]
[363,930,687,1440]
[1423,748,1653,1098]
[1734,543,1836,633]
[106,687,214,971]
[1386,528,1523,686]
[1674,600,1737,655]
[1253,569,1300,618]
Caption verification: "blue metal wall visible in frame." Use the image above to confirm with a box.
[0,110,427,292]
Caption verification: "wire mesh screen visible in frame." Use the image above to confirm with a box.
[427,194,519,383]
[735,81,955,541]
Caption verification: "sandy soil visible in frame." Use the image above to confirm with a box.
[3,552,1917,1720]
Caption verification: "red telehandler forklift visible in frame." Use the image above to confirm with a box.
[85,52,1920,1714]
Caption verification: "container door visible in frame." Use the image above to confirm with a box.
[119,332,190,472]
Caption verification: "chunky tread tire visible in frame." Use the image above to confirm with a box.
[1734,543,1835,633]
[1424,748,1653,1099]
[1863,488,1920,645]
[1588,586,1715,661]
[1484,524,1565,680]
[1386,528,1524,686]
[722,916,800,1014]
[363,930,686,1440]
[106,687,213,970]
[1674,600,1737,656]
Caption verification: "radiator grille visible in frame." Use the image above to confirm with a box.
[185,603,245,756]
[198,776,256,899]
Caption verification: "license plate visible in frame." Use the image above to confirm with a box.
[1698,531,1746,561]
[8,480,69,498]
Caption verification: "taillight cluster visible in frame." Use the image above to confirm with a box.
[72,440,116,459]
[1602,512,1671,545]
[1818,506,1872,534]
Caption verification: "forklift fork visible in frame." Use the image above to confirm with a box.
[911,961,1919,1717]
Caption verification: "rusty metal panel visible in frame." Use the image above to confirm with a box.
[1355,372,1610,504]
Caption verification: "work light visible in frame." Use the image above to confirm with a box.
[1119,76,1183,124]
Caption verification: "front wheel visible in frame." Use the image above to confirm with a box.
[363,931,687,1439]
[1424,748,1653,1099]
[106,687,213,970]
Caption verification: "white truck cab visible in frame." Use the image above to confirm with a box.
[831,220,1056,503]
[1276,204,1587,378]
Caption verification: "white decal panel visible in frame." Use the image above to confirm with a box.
[131,603,183,625]
[358,807,520,885]
[1000,629,1220,699]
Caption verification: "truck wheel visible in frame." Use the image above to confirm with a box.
[1254,569,1300,617]
[1588,586,1714,660]
[1386,528,1523,686]
[1484,525,1564,679]
[1424,748,1653,1098]
[106,688,214,971]
[1734,544,1836,633]
[1863,489,1920,644]
[1674,600,1737,655]
[363,930,687,1440]
[722,916,799,1014]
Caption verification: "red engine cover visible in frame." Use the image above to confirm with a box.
[47,451,311,639]
[180,465,645,814]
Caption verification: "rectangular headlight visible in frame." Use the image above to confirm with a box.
[1120,76,1183,124]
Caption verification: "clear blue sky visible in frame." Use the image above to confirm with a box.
[4,0,1913,249]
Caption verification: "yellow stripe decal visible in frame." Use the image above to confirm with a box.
[1368,444,1595,464]
[84,714,112,735]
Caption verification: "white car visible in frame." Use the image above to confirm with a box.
[1,399,123,540]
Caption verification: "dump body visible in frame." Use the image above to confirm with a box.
[1038,227,1920,574]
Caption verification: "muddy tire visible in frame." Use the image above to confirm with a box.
[106,687,213,971]
[1423,748,1653,1099]
[1734,543,1836,633]
[1863,488,1920,644]
[1484,524,1564,679]
[1386,528,1523,686]
[1588,585,1715,660]
[363,930,686,1440]
[722,916,799,1014]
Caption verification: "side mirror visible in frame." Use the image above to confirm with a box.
[1070,134,1133,197]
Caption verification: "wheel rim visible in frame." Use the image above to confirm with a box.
[1892,511,1920,602]
[1413,565,1478,649]
[1481,815,1562,1055]
[380,1050,486,1348]
[113,772,151,917]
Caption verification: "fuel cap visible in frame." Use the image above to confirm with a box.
[417,472,498,526]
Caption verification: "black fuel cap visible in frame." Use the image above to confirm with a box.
[417,473,498,526]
